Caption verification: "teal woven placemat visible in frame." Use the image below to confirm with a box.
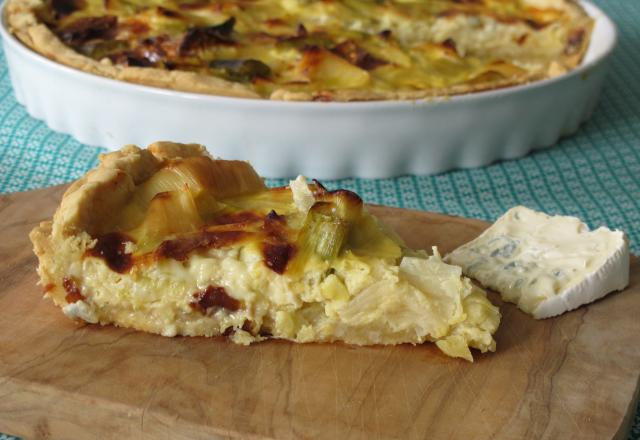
[1,0,639,438]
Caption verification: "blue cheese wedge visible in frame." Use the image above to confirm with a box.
[446,206,630,319]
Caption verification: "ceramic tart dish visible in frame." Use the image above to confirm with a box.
[1,0,617,178]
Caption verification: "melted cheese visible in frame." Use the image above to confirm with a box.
[446,206,630,318]
[75,242,500,361]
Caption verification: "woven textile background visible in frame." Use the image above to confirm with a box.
[1,0,639,438]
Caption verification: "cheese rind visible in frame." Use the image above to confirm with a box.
[445,206,630,319]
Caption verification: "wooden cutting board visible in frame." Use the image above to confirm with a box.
[1,185,639,440]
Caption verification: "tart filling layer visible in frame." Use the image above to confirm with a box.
[6,0,593,100]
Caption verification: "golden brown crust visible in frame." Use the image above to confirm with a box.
[28,142,218,308]
[48,142,209,237]
[34,140,262,238]
[5,0,593,101]
[268,75,541,102]
[4,0,259,98]
[28,141,260,322]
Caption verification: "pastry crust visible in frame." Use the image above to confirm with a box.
[4,3,259,98]
[31,143,209,306]
[30,141,258,311]
[5,0,593,101]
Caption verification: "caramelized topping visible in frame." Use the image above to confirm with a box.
[260,209,296,273]
[262,242,295,274]
[179,17,236,55]
[58,15,118,45]
[112,52,152,67]
[86,154,402,274]
[316,189,364,223]
[87,232,134,273]
[241,319,254,333]
[331,40,387,71]
[111,35,168,67]
[516,34,529,46]
[379,29,392,40]
[190,285,241,313]
[311,179,328,194]
[213,211,262,225]
[525,19,548,30]
[36,0,589,99]
[566,29,586,55]
[157,6,181,18]
[51,0,86,18]
[156,230,248,261]
[63,277,84,303]
[298,46,371,89]
[121,19,150,35]
[262,210,287,238]
[221,320,255,336]
[441,38,457,53]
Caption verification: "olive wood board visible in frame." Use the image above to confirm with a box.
[0,185,639,440]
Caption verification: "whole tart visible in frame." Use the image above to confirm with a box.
[30,142,500,361]
[6,0,593,101]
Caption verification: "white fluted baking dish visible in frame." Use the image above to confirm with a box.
[0,1,616,179]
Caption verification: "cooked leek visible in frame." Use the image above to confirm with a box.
[222,188,297,216]
[206,159,266,198]
[133,156,264,208]
[310,213,348,261]
[315,189,363,222]
[130,188,203,251]
[298,48,371,89]
[295,199,351,265]
[133,157,210,207]
[347,214,402,260]
[134,167,193,207]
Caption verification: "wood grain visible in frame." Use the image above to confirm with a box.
[0,185,639,440]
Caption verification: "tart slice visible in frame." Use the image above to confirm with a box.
[30,142,500,361]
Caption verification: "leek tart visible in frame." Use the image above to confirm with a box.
[30,142,500,361]
[6,0,592,101]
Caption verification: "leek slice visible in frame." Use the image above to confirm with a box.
[347,214,402,260]
[222,187,297,216]
[129,188,203,252]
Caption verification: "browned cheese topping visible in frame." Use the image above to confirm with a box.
[62,277,84,303]
[82,154,404,278]
[32,0,592,99]
[190,285,241,313]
